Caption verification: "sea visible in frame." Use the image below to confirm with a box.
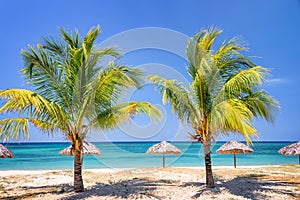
[0,142,298,170]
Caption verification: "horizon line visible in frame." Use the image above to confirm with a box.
[1,140,298,144]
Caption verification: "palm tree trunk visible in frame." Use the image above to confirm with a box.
[234,153,236,168]
[204,141,214,188]
[73,149,84,192]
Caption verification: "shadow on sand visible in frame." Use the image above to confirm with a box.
[191,174,298,199]
[2,174,298,199]
[1,183,72,200]
[61,178,174,200]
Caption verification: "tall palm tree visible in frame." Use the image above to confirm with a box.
[0,26,161,192]
[149,27,279,188]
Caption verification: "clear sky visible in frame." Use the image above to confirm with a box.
[0,0,299,142]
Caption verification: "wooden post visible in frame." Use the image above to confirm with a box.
[162,153,165,168]
[234,153,236,168]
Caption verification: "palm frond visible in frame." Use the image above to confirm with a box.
[210,99,257,144]
[212,37,256,78]
[40,36,69,66]
[0,117,64,142]
[241,90,280,123]
[20,45,71,109]
[60,28,80,49]
[0,89,69,128]
[186,35,212,79]
[90,102,162,131]
[221,66,268,97]
[200,26,223,51]
[93,63,142,107]
[214,37,246,59]
[92,47,121,61]
[82,25,100,55]
[148,75,199,124]
[0,118,29,141]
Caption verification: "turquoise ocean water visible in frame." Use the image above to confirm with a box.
[0,142,298,170]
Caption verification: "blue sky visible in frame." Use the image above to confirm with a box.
[0,0,299,142]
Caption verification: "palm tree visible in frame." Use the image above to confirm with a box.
[0,26,161,192]
[149,27,279,188]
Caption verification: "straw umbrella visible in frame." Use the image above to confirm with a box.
[60,141,102,156]
[216,140,253,168]
[278,141,300,164]
[0,144,14,158]
[146,140,181,168]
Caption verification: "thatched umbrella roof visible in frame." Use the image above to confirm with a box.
[59,141,102,156]
[0,144,14,158]
[278,141,300,156]
[146,140,181,155]
[216,140,253,168]
[146,140,181,167]
[216,140,253,154]
[278,141,300,164]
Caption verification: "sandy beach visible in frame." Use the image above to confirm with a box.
[0,165,299,200]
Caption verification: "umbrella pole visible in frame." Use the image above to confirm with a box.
[162,153,165,168]
[299,154,300,165]
[234,153,236,168]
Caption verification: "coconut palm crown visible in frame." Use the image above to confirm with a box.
[149,26,279,187]
[0,26,161,192]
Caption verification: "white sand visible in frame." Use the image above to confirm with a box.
[0,165,298,200]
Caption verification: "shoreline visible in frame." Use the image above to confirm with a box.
[0,165,283,176]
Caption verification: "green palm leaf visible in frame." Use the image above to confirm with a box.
[91,102,161,131]
[148,75,199,124]
[0,118,29,141]
[0,89,68,124]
